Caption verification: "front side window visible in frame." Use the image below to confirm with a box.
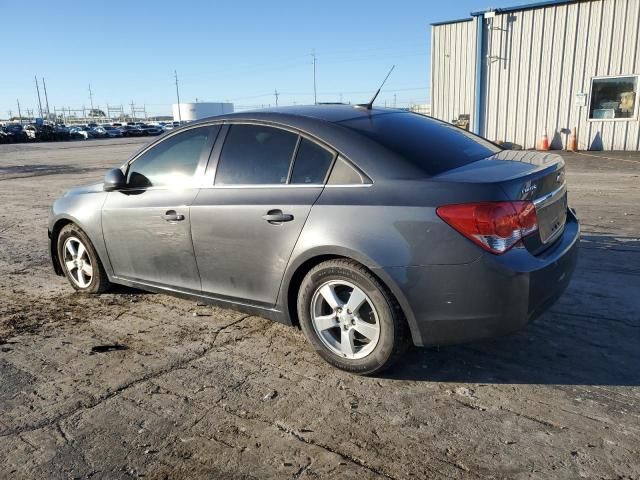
[589,76,638,120]
[290,138,335,184]
[215,124,298,185]
[127,125,218,188]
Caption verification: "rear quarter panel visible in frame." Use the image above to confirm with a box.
[279,180,510,343]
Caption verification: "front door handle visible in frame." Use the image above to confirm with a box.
[162,210,185,222]
[262,209,294,224]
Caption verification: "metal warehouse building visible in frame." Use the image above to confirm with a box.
[431,0,640,150]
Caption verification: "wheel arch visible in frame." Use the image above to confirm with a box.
[49,215,112,279]
[50,216,76,275]
[280,247,423,346]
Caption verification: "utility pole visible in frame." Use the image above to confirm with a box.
[130,101,135,122]
[88,84,94,112]
[311,51,317,105]
[174,70,182,124]
[34,76,43,118]
[274,89,279,107]
[16,99,22,124]
[8,110,13,120]
[42,77,50,120]
[393,93,397,108]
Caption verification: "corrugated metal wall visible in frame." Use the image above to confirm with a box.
[432,0,640,150]
[431,20,478,131]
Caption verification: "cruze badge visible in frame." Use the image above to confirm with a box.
[522,184,537,194]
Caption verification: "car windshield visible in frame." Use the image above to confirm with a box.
[339,112,501,176]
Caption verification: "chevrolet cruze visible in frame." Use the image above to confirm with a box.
[49,105,579,374]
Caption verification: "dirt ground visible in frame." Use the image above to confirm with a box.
[0,138,638,479]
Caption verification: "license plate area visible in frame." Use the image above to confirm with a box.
[537,192,567,243]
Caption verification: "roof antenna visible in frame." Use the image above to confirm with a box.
[357,65,395,110]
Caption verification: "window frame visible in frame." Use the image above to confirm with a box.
[121,124,221,191]
[208,121,370,189]
[587,74,639,122]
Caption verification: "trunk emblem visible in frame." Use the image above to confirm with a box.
[522,184,537,195]
[556,171,565,183]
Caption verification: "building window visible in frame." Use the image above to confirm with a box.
[589,76,638,120]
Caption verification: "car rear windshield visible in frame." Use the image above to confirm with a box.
[339,112,501,176]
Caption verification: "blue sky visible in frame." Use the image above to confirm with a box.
[2,0,523,117]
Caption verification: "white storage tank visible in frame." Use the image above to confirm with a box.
[172,102,234,122]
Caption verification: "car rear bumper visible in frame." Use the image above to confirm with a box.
[377,209,580,347]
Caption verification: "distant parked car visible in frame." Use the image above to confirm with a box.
[140,125,164,136]
[119,125,145,137]
[91,127,109,138]
[102,125,123,138]
[23,124,38,140]
[69,126,93,140]
[22,124,63,142]
[1,124,28,143]
[162,122,181,132]
[54,125,71,141]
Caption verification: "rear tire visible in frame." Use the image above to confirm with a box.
[57,224,110,294]
[297,259,408,375]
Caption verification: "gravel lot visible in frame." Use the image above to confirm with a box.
[1,138,639,479]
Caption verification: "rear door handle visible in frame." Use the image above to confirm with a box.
[162,210,185,222]
[262,209,294,224]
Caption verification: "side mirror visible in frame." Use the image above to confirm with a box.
[103,168,127,191]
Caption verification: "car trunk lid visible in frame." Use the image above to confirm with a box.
[434,150,568,253]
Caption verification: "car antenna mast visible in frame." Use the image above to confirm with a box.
[357,65,395,110]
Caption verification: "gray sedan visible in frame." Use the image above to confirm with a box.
[48,105,579,374]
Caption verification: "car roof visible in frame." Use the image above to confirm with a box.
[197,104,405,125]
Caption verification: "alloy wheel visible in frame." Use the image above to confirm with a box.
[310,280,380,359]
[62,236,93,288]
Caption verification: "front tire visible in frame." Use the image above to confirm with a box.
[297,259,408,375]
[57,224,110,294]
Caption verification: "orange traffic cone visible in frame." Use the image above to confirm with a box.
[536,131,550,151]
[567,128,577,151]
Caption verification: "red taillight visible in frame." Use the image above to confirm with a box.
[436,201,538,254]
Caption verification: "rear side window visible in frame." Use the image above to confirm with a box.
[290,138,335,184]
[327,156,368,185]
[340,112,501,176]
[215,125,298,185]
[127,126,218,188]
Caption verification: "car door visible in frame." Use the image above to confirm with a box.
[190,123,336,307]
[102,125,219,291]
